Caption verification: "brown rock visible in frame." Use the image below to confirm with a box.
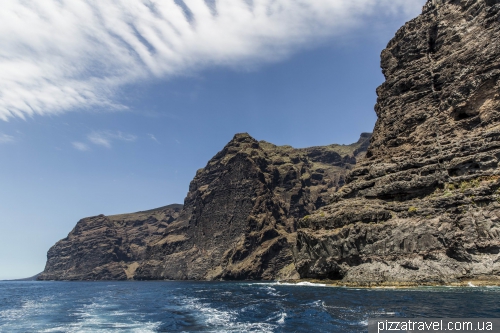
[38,205,182,280]
[39,134,370,281]
[296,0,500,285]
[134,133,370,280]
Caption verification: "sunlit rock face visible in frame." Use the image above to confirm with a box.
[295,0,500,285]
[38,205,183,281]
[134,133,370,281]
[40,133,370,281]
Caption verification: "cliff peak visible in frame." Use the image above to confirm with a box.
[230,132,257,143]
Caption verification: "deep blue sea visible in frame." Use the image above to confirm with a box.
[0,281,498,332]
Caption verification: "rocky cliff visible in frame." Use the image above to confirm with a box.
[38,205,182,280]
[134,133,370,280]
[295,0,500,285]
[39,134,370,280]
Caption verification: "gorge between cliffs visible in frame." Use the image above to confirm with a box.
[39,0,500,286]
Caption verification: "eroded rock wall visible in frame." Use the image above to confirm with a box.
[295,0,500,285]
[39,133,369,281]
[38,205,182,280]
[134,133,370,280]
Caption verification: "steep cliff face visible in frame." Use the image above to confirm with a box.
[39,134,369,281]
[38,205,182,280]
[134,133,370,280]
[296,0,500,285]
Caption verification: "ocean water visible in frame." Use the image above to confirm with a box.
[0,281,498,332]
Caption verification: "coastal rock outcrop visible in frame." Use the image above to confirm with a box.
[38,205,182,280]
[295,0,500,285]
[134,133,370,280]
[39,134,370,281]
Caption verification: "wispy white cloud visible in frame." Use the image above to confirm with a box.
[0,0,424,120]
[148,133,160,144]
[0,133,15,143]
[88,132,112,148]
[87,130,137,148]
[72,141,90,151]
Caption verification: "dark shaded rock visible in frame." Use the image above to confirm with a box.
[40,134,370,281]
[295,0,500,285]
[38,205,183,280]
[134,133,370,280]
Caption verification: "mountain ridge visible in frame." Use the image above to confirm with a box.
[39,133,370,281]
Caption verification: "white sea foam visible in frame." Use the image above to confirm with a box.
[297,281,327,287]
[181,296,277,332]
[40,321,160,333]
[277,312,287,324]
[370,311,396,316]
[307,300,326,308]
[262,286,281,297]
[276,281,327,287]
[39,296,162,333]
[0,297,53,321]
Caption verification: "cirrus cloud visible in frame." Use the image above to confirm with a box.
[0,0,424,121]
[0,133,15,143]
[87,131,137,148]
[72,141,90,151]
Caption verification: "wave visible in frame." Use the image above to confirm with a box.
[276,281,327,287]
[41,295,161,333]
[277,311,287,324]
[0,296,54,321]
[261,286,282,297]
[181,296,277,332]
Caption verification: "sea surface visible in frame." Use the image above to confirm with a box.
[0,281,498,332]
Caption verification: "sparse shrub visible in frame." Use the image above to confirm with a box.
[408,206,418,214]
[445,183,456,191]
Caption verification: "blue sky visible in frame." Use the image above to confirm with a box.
[0,0,425,279]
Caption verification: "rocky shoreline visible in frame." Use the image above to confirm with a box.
[280,278,500,288]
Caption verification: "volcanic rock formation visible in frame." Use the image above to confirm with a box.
[38,205,183,280]
[133,133,370,280]
[39,134,370,280]
[295,0,500,285]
